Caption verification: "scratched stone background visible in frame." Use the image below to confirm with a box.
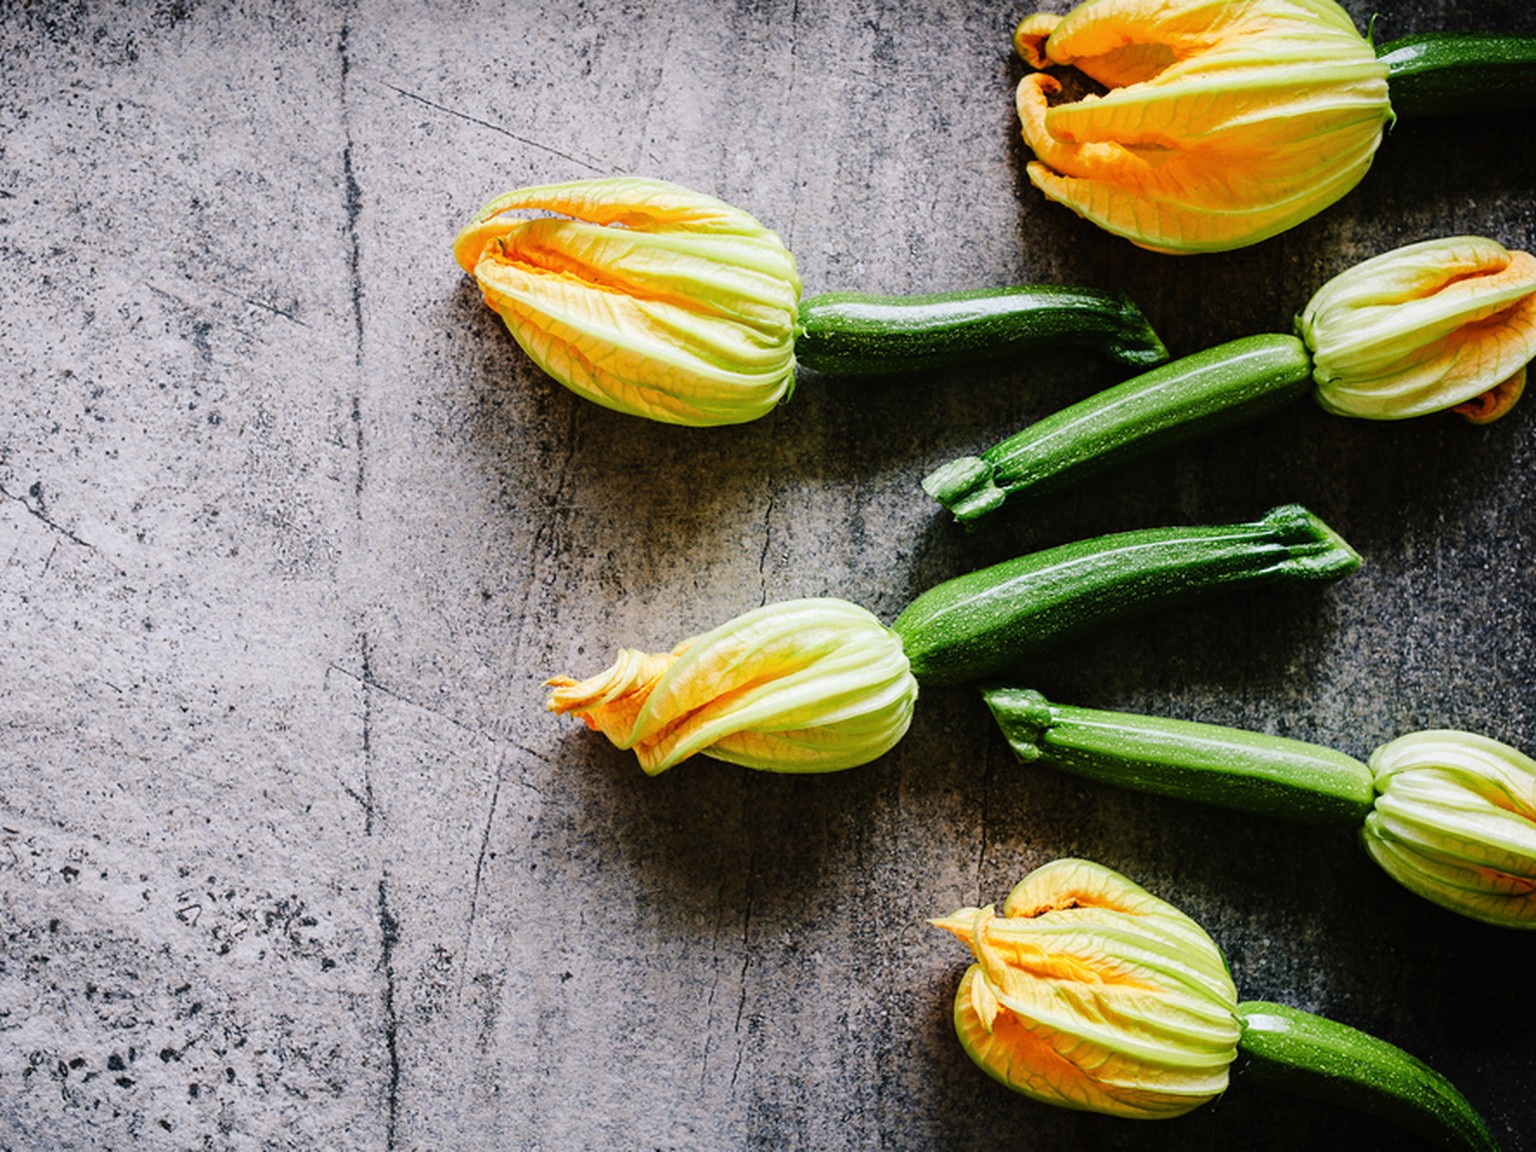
[2,1,1534,1149]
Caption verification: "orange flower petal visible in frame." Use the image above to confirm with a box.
[934,860,1240,1119]
[1011,0,1391,252]
[548,600,917,775]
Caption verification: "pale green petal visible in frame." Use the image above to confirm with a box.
[1364,730,1536,926]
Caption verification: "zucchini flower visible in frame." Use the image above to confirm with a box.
[453,177,803,426]
[549,507,1357,775]
[1012,0,1392,254]
[1365,730,1536,928]
[1298,235,1536,421]
[547,599,919,774]
[934,859,1500,1146]
[931,859,1241,1119]
[927,235,1536,526]
[456,177,1171,426]
[983,688,1536,928]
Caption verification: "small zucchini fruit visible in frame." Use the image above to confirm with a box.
[795,285,1169,376]
[891,504,1359,687]
[984,687,1375,823]
[924,334,1314,525]
[1237,1001,1500,1152]
[1379,32,1536,118]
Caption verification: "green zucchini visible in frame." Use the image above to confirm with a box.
[890,504,1359,686]
[924,334,1313,526]
[1379,33,1536,118]
[1237,1001,1500,1152]
[794,285,1169,376]
[983,688,1374,822]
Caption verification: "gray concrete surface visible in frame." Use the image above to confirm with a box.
[3,1,1534,1149]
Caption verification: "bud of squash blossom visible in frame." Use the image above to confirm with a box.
[1297,235,1536,421]
[546,598,917,775]
[454,177,802,427]
[1363,730,1536,928]
[931,859,1240,1119]
[1012,0,1392,254]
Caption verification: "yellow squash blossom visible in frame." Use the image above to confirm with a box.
[1013,0,1393,253]
[932,858,1240,1119]
[1298,235,1536,420]
[454,177,802,426]
[547,598,917,775]
[1364,730,1536,928]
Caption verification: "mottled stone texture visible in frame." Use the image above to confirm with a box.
[2,1,1534,1149]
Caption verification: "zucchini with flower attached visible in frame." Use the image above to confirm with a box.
[933,858,1500,1147]
[547,505,1357,774]
[453,177,1167,426]
[986,689,1536,927]
[927,235,1536,526]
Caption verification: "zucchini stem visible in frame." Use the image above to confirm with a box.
[1379,33,1536,119]
[891,505,1358,686]
[1237,1001,1500,1152]
[794,285,1168,376]
[983,688,1375,822]
[925,334,1313,526]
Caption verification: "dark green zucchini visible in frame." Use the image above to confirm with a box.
[983,688,1374,822]
[1379,33,1536,118]
[1237,1001,1500,1151]
[794,285,1168,376]
[924,334,1313,526]
[890,504,1359,686]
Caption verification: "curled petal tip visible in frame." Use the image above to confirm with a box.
[1013,13,1062,67]
[1454,366,1526,424]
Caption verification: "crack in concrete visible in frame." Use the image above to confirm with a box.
[210,283,311,327]
[0,480,94,550]
[358,633,377,837]
[729,849,757,1091]
[376,876,401,1151]
[458,748,506,1006]
[382,82,605,173]
[326,656,497,745]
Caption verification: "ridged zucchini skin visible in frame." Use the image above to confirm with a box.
[890,505,1360,687]
[924,334,1313,526]
[1379,33,1536,118]
[1237,1001,1500,1152]
[984,688,1374,823]
[794,285,1168,376]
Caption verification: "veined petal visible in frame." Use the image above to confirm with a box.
[475,256,796,425]
[1301,237,1536,418]
[1363,730,1536,927]
[454,176,781,272]
[457,176,802,426]
[1012,0,1390,252]
[934,859,1240,1119]
[548,598,918,775]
